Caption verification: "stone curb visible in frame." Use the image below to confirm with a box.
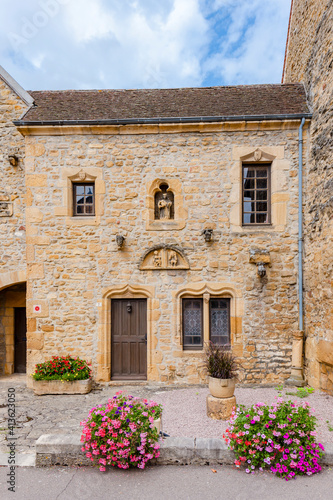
[34,434,333,468]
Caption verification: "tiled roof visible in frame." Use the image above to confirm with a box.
[19,84,310,124]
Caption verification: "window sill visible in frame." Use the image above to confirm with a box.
[66,215,100,226]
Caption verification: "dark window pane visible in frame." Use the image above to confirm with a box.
[257,178,267,189]
[85,205,93,214]
[76,205,84,214]
[244,178,255,190]
[257,190,267,200]
[76,195,84,205]
[86,187,94,195]
[244,169,255,178]
[244,190,255,200]
[86,195,93,204]
[256,202,267,212]
[256,170,267,178]
[256,213,267,223]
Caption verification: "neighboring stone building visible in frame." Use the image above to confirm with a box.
[0,0,331,391]
[283,0,333,393]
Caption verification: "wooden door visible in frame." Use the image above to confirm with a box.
[14,308,26,373]
[111,299,147,380]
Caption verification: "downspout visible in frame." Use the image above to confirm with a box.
[298,117,305,332]
[288,117,306,386]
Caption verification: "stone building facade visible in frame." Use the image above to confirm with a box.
[283,0,333,393]
[0,74,311,386]
[0,0,331,391]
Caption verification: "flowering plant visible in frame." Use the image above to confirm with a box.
[204,341,237,379]
[32,355,91,381]
[80,392,162,471]
[224,398,324,480]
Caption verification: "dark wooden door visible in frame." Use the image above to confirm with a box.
[14,308,26,373]
[111,299,147,380]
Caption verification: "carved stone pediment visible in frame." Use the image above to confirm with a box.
[69,169,96,182]
[241,148,276,163]
[140,245,189,270]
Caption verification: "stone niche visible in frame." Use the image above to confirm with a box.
[139,245,189,271]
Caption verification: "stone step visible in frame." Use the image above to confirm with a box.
[35,434,333,468]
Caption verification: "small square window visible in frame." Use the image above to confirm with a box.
[73,183,95,216]
[242,164,271,225]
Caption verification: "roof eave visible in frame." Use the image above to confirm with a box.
[14,113,312,127]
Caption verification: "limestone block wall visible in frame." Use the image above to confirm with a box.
[23,121,305,385]
[283,0,333,393]
[0,78,28,279]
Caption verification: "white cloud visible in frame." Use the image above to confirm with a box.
[0,0,291,89]
[203,0,291,85]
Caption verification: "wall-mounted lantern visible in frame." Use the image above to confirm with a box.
[202,229,213,242]
[116,234,125,249]
[8,154,19,167]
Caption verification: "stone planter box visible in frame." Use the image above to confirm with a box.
[32,378,92,395]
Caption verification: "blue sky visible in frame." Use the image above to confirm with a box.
[0,0,291,90]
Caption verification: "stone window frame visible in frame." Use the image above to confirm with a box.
[182,297,231,350]
[55,168,105,226]
[145,178,187,230]
[174,283,244,355]
[230,147,290,233]
[96,284,156,382]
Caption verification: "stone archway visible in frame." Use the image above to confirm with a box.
[0,270,27,375]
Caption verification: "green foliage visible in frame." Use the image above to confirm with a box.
[32,355,91,381]
[285,387,315,399]
[225,398,324,480]
[204,342,237,379]
[326,420,333,432]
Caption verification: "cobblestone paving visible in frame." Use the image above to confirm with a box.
[0,375,184,454]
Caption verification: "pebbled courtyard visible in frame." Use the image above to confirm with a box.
[1,374,333,456]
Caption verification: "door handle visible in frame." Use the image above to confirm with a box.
[140,334,147,344]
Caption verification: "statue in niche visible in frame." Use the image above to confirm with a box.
[158,193,173,219]
[154,183,174,220]
[168,250,178,267]
[153,250,162,267]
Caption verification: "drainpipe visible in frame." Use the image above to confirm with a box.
[288,117,306,386]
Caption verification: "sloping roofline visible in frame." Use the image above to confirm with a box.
[0,65,34,106]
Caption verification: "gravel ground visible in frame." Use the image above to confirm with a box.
[154,386,333,444]
[0,376,332,453]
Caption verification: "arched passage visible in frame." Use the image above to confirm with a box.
[0,271,27,375]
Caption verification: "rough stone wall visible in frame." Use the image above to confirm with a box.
[0,77,28,374]
[24,123,304,385]
[0,78,27,277]
[283,0,333,392]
